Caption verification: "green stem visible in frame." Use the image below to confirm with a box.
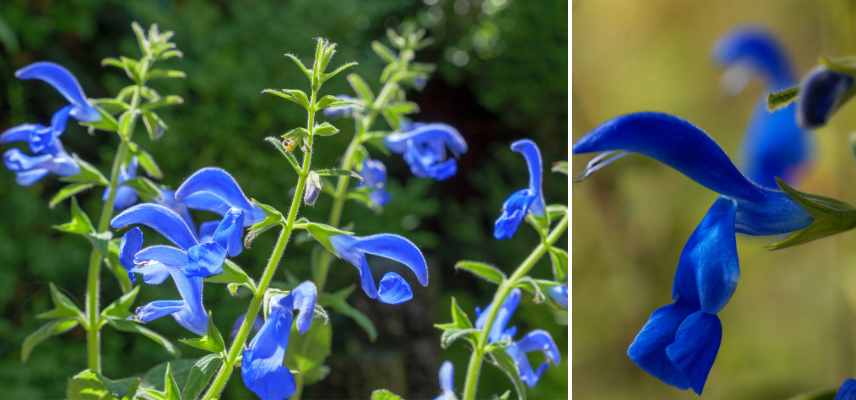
[313,78,401,290]
[201,87,319,400]
[461,214,569,400]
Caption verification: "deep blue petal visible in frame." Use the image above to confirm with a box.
[493,189,535,240]
[385,123,467,156]
[197,220,220,243]
[111,203,199,249]
[185,242,226,278]
[348,234,429,287]
[170,272,208,335]
[212,208,245,257]
[290,281,318,335]
[16,62,100,122]
[713,27,794,88]
[798,66,856,129]
[626,303,694,390]
[742,101,811,188]
[508,329,560,387]
[377,272,414,304]
[330,235,379,299]
[135,300,184,323]
[0,124,42,145]
[230,313,264,341]
[242,294,296,400]
[665,311,722,395]
[511,139,545,216]
[175,167,264,224]
[134,245,189,267]
[548,285,568,309]
[14,169,50,186]
[835,379,856,400]
[130,262,172,285]
[119,227,143,283]
[476,289,522,344]
[156,188,197,234]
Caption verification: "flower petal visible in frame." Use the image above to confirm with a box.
[835,379,856,400]
[511,139,545,216]
[242,294,296,400]
[175,167,264,224]
[111,203,199,250]
[170,272,207,335]
[798,66,856,129]
[742,101,811,189]
[135,245,189,268]
[493,189,535,240]
[0,123,42,145]
[626,303,694,390]
[377,272,414,304]
[665,311,722,395]
[348,234,429,287]
[119,227,143,283]
[476,288,522,344]
[14,169,50,186]
[291,281,318,335]
[439,361,454,393]
[212,208,245,257]
[548,285,568,309]
[16,62,100,122]
[713,27,794,88]
[507,330,560,387]
[185,242,226,278]
[136,300,185,323]
[385,123,468,156]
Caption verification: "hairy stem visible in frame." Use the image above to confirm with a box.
[202,86,319,400]
[313,77,401,290]
[461,214,569,400]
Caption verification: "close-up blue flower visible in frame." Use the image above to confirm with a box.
[475,289,561,388]
[15,62,100,123]
[714,27,811,188]
[329,233,428,304]
[493,139,546,240]
[103,157,139,210]
[359,158,390,207]
[174,167,266,227]
[384,122,467,181]
[241,282,317,400]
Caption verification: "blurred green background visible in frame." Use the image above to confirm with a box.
[0,0,567,398]
[573,0,856,398]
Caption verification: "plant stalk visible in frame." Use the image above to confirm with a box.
[461,214,569,400]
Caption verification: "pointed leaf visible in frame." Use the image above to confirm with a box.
[50,183,95,209]
[181,354,223,400]
[304,222,353,254]
[347,73,375,103]
[22,319,78,362]
[487,349,527,400]
[455,261,506,285]
[178,314,225,353]
[54,197,95,236]
[66,369,141,400]
[770,179,856,250]
[107,319,180,356]
[313,121,340,137]
[101,286,141,320]
[319,285,378,341]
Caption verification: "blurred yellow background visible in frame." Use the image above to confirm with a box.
[573,0,856,398]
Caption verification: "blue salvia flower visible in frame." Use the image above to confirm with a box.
[385,122,467,181]
[714,27,811,188]
[475,289,561,387]
[242,282,317,400]
[434,361,456,400]
[359,158,390,207]
[1,62,100,185]
[322,95,361,118]
[329,233,428,304]
[103,157,139,210]
[836,379,856,400]
[797,66,856,129]
[548,285,568,309]
[493,139,546,240]
[173,167,266,227]
[574,112,814,393]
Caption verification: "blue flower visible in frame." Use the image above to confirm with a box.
[242,282,317,400]
[329,233,428,304]
[836,379,856,400]
[385,122,467,181]
[103,157,139,210]
[493,139,545,240]
[322,95,361,118]
[111,202,247,335]
[574,112,814,393]
[548,285,567,309]
[174,167,265,227]
[1,62,100,185]
[359,158,390,207]
[475,289,560,387]
[797,66,855,129]
[434,361,456,400]
[714,27,811,188]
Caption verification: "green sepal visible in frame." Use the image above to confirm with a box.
[552,161,568,175]
[515,276,547,304]
[455,261,506,285]
[548,246,568,282]
[81,105,120,133]
[303,221,353,254]
[313,121,340,137]
[769,179,856,250]
[440,327,479,349]
[22,318,79,362]
[178,313,226,354]
[767,86,800,111]
[142,111,167,140]
[133,147,163,179]
[244,200,284,249]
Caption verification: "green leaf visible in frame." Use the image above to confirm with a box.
[316,94,358,111]
[487,348,527,400]
[347,73,375,103]
[117,109,140,141]
[386,101,419,116]
[262,88,310,110]
[319,285,378,341]
[372,41,397,63]
[141,95,184,112]
[769,179,856,250]
[455,261,506,285]
[107,319,180,356]
[93,98,130,114]
[22,318,78,362]
[163,363,182,400]
[140,359,198,394]
[767,86,800,112]
[49,183,95,209]
[37,283,86,322]
[265,136,302,173]
[371,389,404,400]
[181,354,223,400]
[142,111,167,141]
[178,314,226,353]
[205,259,256,295]
[285,53,313,81]
[314,168,362,181]
[124,177,163,202]
[61,156,109,185]
[548,246,568,282]
[286,322,332,386]
[54,197,96,236]
[303,222,353,254]
[133,148,163,179]
[148,69,186,80]
[81,105,120,133]
[435,297,473,332]
[313,121,340,137]
[245,201,284,248]
[101,286,140,320]
[66,369,141,400]
[552,161,568,175]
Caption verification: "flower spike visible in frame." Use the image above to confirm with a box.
[15,62,100,122]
